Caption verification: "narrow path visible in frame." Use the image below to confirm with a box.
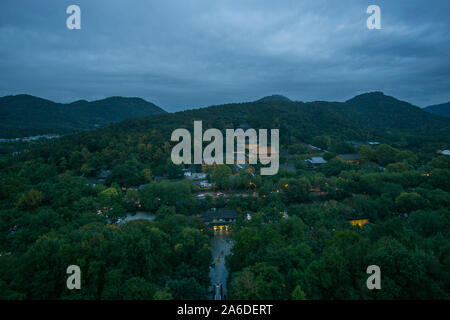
[209,230,233,299]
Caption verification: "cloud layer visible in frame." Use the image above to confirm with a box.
[1,0,449,111]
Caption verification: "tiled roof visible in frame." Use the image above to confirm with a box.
[202,209,238,221]
[338,154,360,161]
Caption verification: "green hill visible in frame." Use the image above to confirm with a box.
[424,102,450,118]
[1,91,450,301]
[94,91,450,147]
[0,94,166,138]
[257,94,292,102]
[342,92,449,128]
[2,91,450,148]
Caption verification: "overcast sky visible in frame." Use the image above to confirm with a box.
[0,0,449,111]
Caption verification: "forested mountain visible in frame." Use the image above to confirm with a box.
[257,94,292,102]
[9,91,447,173]
[1,91,450,300]
[81,91,450,153]
[0,94,166,138]
[424,102,450,118]
[2,91,448,143]
[343,92,450,130]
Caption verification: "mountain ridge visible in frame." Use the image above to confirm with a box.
[257,94,292,102]
[424,102,450,118]
[0,94,166,138]
[94,91,450,150]
[2,92,450,142]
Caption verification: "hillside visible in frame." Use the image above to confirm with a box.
[90,91,450,149]
[343,92,449,130]
[3,91,450,151]
[1,91,450,301]
[0,94,166,138]
[257,94,292,102]
[424,102,450,118]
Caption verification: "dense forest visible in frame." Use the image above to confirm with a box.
[425,102,450,118]
[0,94,166,138]
[0,92,449,299]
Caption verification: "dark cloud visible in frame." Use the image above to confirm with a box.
[0,0,449,111]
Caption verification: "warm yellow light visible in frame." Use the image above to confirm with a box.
[349,219,369,227]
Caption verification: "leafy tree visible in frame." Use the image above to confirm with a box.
[312,136,331,151]
[211,165,232,189]
[323,152,334,161]
[230,263,285,299]
[122,277,154,300]
[291,285,307,300]
[156,205,176,220]
[395,192,429,213]
[387,162,413,173]
[279,178,311,204]
[430,156,450,169]
[374,144,399,166]
[16,189,43,212]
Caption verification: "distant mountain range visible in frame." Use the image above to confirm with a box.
[92,91,450,149]
[341,92,449,130]
[257,94,292,102]
[1,92,450,141]
[0,94,166,138]
[424,102,450,118]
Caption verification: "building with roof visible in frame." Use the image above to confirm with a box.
[191,172,208,180]
[194,180,213,190]
[346,141,380,147]
[202,209,238,231]
[337,154,361,163]
[305,156,327,169]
